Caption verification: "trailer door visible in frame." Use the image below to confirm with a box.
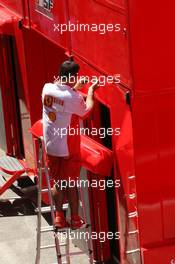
[0,35,24,158]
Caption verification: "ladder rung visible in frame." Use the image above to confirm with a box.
[40,222,90,233]
[126,248,140,254]
[52,262,67,264]
[128,175,135,180]
[128,193,136,199]
[41,189,49,193]
[0,197,21,201]
[128,230,139,235]
[73,223,91,230]
[128,211,138,218]
[40,244,56,250]
[55,223,90,232]
[40,225,70,232]
[35,203,68,213]
[41,226,54,232]
[40,243,67,250]
[61,251,87,257]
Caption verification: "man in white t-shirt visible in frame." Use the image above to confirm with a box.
[42,60,98,229]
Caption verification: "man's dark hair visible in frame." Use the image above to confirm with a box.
[59,60,80,80]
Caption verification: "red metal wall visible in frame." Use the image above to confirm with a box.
[28,0,69,50]
[128,0,175,262]
[0,0,24,16]
[68,0,130,84]
[1,0,175,263]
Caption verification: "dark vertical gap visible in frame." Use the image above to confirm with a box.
[99,103,112,149]
[9,37,25,158]
[99,102,120,263]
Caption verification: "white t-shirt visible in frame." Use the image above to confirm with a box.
[42,82,91,157]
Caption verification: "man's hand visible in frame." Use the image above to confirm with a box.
[89,80,100,92]
[85,80,100,110]
[74,77,88,91]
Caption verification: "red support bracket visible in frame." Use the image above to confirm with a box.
[0,166,36,196]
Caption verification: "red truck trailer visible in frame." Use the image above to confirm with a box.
[0,1,175,263]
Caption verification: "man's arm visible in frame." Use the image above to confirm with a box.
[71,80,99,118]
[74,79,99,109]
[85,82,99,109]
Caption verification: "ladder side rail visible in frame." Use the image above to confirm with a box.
[65,230,70,264]
[35,138,43,264]
[79,175,94,264]
[41,138,62,264]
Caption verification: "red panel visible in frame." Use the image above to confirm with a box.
[127,0,175,254]
[81,135,114,176]
[0,0,24,16]
[96,0,125,8]
[131,92,175,246]
[68,0,131,84]
[0,6,16,35]
[89,173,111,262]
[28,0,69,50]
[128,0,175,93]
[142,245,175,264]
[156,93,175,240]
[109,87,140,263]
[133,95,163,245]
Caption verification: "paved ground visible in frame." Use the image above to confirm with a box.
[0,150,91,264]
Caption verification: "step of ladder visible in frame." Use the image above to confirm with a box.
[0,156,24,171]
[41,188,49,193]
[128,193,137,199]
[0,196,21,201]
[40,243,67,249]
[60,251,87,257]
[52,262,67,264]
[40,223,91,233]
[41,226,54,232]
[40,226,70,233]
[36,200,83,213]
[35,203,69,213]
[128,175,135,180]
[128,210,138,218]
[126,248,140,254]
[128,229,139,235]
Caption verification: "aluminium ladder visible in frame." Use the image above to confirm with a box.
[35,136,93,264]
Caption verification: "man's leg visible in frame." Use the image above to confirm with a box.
[52,183,65,212]
[67,183,85,229]
[47,155,64,212]
[47,154,69,228]
[63,155,84,229]
[52,183,69,228]
[67,186,79,216]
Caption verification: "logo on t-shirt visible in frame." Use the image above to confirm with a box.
[48,112,56,122]
[44,95,53,107]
